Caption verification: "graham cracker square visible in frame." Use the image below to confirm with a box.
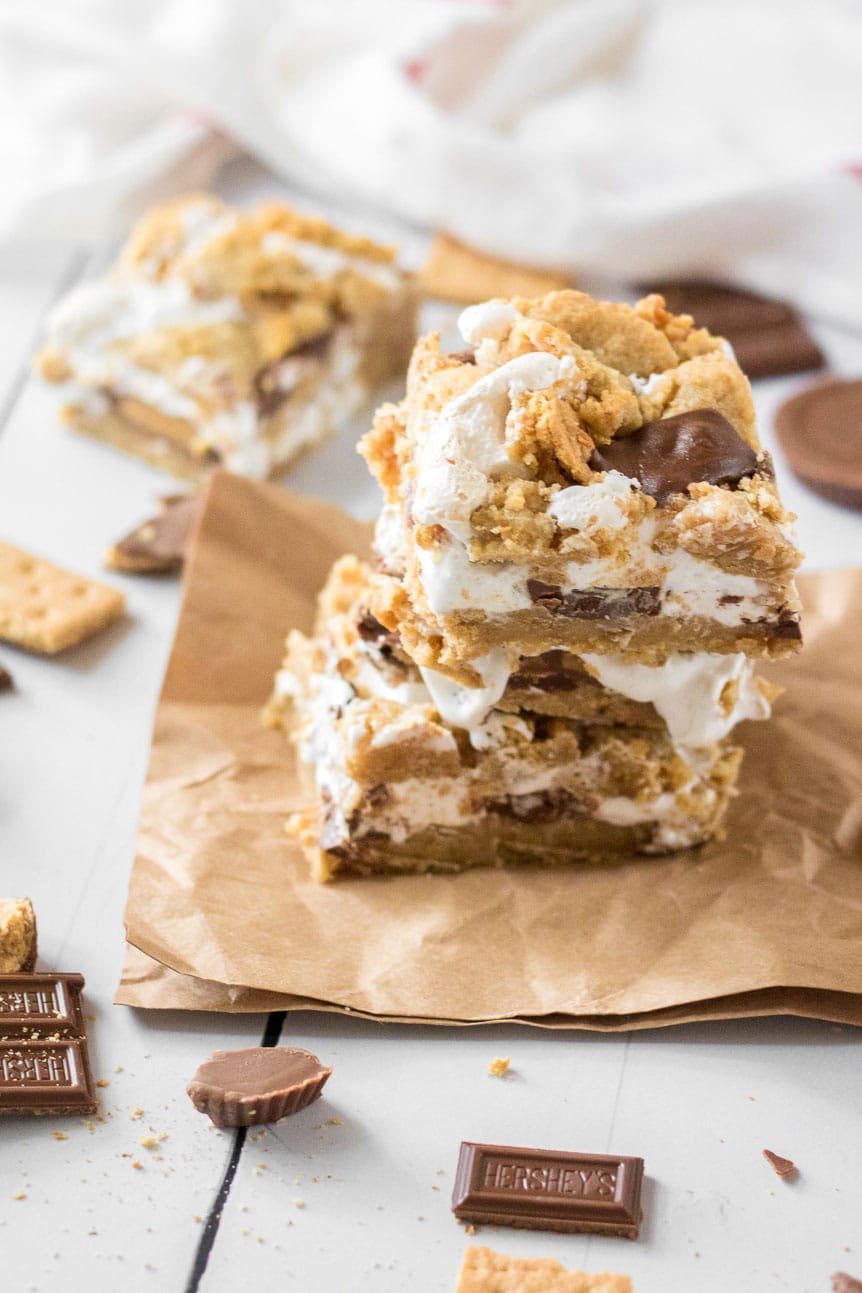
[455,1245,632,1293]
[0,541,126,654]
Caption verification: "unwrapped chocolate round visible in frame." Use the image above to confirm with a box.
[187,1046,332,1128]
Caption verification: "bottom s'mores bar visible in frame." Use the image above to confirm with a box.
[271,559,754,882]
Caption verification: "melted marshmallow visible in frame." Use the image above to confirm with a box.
[581,651,770,750]
[548,471,639,532]
[419,648,512,742]
[414,350,578,540]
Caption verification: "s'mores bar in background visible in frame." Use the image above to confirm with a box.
[36,195,418,481]
[273,289,802,880]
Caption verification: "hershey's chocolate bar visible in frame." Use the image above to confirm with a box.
[0,973,86,1037]
[0,972,97,1115]
[0,1039,97,1115]
[451,1142,643,1238]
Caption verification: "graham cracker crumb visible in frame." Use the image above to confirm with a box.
[488,1056,510,1078]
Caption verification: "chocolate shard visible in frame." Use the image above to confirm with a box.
[451,1142,644,1238]
[527,581,661,619]
[0,664,12,692]
[106,493,201,575]
[589,409,760,506]
[187,1046,332,1129]
[0,973,86,1036]
[762,1148,796,1178]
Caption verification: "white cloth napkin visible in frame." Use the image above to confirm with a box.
[3,0,862,326]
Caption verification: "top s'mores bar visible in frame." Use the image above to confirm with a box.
[36,195,418,480]
[361,291,802,684]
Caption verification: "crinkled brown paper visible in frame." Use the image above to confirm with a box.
[117,470,862,1029]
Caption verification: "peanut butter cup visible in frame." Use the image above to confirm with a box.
[187,1046,332,1128]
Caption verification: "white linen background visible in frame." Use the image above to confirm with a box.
[1,0,861,325]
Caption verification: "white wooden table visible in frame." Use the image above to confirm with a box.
[2,161,861,1293]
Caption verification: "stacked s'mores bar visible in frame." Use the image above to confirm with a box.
[273,290,802,880]
[36,195,417,480]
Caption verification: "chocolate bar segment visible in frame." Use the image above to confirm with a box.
[588,409,760,506]
[0,973,85,1037]
[0,1039,97,1115]
[451,1142,644,1238]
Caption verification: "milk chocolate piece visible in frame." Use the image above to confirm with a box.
[527,581,661,619]
[589,409,760,506]
[451,1142,644,1238]
[0,973,96,1116]
[643,280,825,379]
[254,332,334,416]
[105,493,201,574]
[0,1039,97,1116]
[0,973,85,1035]
[187,1045,332,1128]
[0,972,85,1034]
[508,651,595,693]
[0,664,12,692]
[774,378,862,510]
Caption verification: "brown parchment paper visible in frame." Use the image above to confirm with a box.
[118,470,862,1028]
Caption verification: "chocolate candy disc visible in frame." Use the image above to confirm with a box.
[774,378,862,510]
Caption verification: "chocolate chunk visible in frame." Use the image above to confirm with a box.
[255,332,333,416]
[832,1276,862,1293]
[451,1142,644,1238]
[641,280,825,379]
[0,973,97,1116]
[106,494,202,574]
[0,664,12,692]
[762,1148,796,1178]
[774,378,862,510]
[507,651,595,694]
[527,580,661,619]
[589,410,760,506]
[768,612,803,641]
[187,1046,332,1128]
[485,789,585,823]
[446,348,477,364]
